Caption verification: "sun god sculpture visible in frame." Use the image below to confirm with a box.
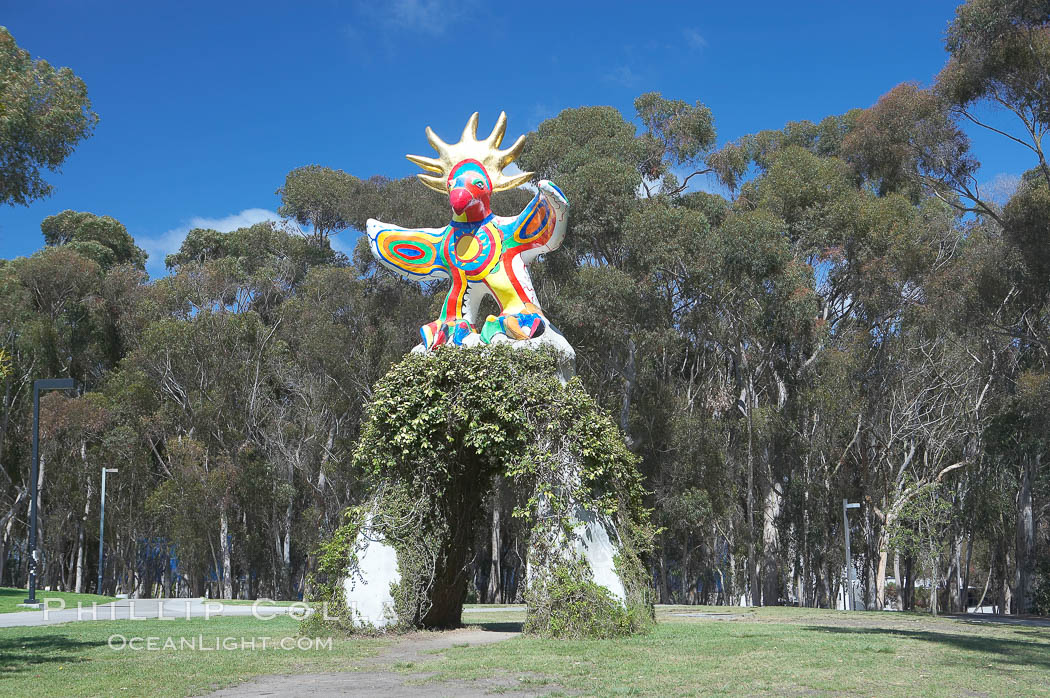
[332,114,652,635]
[366,112,569,350]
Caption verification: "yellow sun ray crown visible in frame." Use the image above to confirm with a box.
[406,111,534,194]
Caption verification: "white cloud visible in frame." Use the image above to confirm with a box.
[389,0,449,30]
[683,28,707,50]
[361,0,477,36]
[330,230,363,259]
[982,172,1021,206]
[604,65,641,88]
[527,103,554,131]
[185,208,282,234]
[139,208,282,277]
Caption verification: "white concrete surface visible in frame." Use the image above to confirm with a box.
[410,325,576,382]
[343,518,401,628]
[572,507,627,603]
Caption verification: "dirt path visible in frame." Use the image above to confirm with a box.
[207,626,556,697]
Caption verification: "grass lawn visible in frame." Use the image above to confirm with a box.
[1,604,1047,696]
[463,603,524,609]
[0,588,115,614]
[441,605,1050,697]
[0,614,386,697]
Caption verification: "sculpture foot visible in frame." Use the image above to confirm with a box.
[480,306,547,344]
[421,319,478,350]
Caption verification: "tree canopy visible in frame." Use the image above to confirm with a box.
[0,27,98,206]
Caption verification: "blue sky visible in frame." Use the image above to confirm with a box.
[0,1,1032,277]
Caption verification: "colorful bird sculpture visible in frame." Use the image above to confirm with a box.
[366,112,569,350]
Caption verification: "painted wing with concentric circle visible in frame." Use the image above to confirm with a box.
[365,219,450,280]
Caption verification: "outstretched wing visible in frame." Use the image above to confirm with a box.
[366,219,449,280]
[498,180,569,264]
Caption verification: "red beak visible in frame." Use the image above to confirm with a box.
[449,187,473,215]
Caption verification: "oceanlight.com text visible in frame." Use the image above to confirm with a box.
[107,635,333,651]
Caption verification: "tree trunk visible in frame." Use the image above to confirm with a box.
[35,452,46,586]
[282,483,293,600]
[1014,451,1035,615]
[726,519,737,606]
[1002,547,1013,614]
[815,565,826,608]
[74,522,85,593]
[949,533,963,613]
[903,555,914,610]
[486,485,501,604]
[961,531,974,612]
[864,511,875,610]
[682,537,692,604]
[0,527,6,587]
[219,501,233,599]
[875,508,893,610]
[303,430,335,602]
[162,550,172,598]
[931,553,940,617]
[745,391,757,606]
[61,539,72,591]
[619,338,636,439]
[801,476,810,607]
[761,483,782,605]
[659,545,670,604]
[75,474,92,593]
[974,566,992,611]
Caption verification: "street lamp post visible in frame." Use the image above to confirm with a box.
[23,377,76,606]
[97,467,119,595]
[842,499,860,611]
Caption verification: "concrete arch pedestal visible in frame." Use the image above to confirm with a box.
[340,331,642,629]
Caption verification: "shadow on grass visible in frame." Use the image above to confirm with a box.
[949,614,1050,629]
[463,621,524,633]
[803,625,1050,670]
[0,589,28,603]
[0,634,100,673]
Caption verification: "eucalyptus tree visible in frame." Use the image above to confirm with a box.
[0,234,147,592]
[518,97,844,606]
[836,0,1050,614]
[41,211,147,271]
[703,100,1004,609]
[264,260,427,596]
[513,98,734,603]
[0,27,98,206]
[123,222,322,597]
[130,290,276,597]
[938,0,1050,190]
[35,391,111,592]
[0,260,37,585]
[277,165,362,243]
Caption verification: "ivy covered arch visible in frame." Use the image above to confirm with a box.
[307,345,655,638]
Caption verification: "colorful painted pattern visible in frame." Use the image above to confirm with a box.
[373,227,447,279]
[366,179,569,349]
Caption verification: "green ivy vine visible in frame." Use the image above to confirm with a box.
[305,345,655,638]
